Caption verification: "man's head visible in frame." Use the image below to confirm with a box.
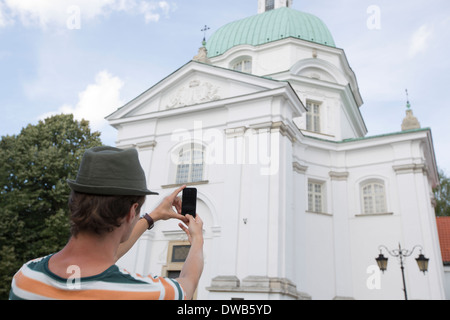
[67,146,158,237]
[68,192,145,237]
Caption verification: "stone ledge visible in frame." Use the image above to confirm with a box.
[206,275,311,300]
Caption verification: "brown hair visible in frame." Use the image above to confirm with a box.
[69,191,146,237]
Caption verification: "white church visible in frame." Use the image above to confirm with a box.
[108,0,446,300]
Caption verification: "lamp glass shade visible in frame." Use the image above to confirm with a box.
[416,254,429,274]
[376,254,388,273]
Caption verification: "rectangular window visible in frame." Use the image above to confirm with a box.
[163,242,191,278]
[308,180,325,213]
[171,245,191,263]
[306,101,321,133]
[266,0,275,11]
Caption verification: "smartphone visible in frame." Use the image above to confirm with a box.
[181,188,197,218]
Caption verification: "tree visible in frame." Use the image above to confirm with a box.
[0,114,102,299]
[434,169,450,217]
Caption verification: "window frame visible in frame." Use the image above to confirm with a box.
[162,241,190,278]
[265,0,275,11]
[231,57,253,74]
[175,143,205,185]
[307,179,327,214]
[306,100,321,133]
[360,179,388,215]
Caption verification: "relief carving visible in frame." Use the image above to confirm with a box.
[166,80,220,109]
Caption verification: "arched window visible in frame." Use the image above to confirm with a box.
[361,180,387,214]
[175,143,205,184]
[232,58,252,74]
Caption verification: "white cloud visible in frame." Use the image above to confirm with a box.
[139,1,160,22]
[409,24,433,58]
[138,1,174,23]
[0,1,12,27]
[0,0,174,29]
[40,70,124,132]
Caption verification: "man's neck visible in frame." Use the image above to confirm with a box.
[48,231,122,279]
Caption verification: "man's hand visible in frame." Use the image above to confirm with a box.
[150,185,188,223]
[178,214,204,245]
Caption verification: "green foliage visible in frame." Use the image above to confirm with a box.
[434,169,450,217]
[0,114,102,299]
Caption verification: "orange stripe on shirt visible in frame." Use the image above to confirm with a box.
[14,271,161,300]
[158,277,175,300]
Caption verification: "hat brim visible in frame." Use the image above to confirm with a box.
[67,180,159,196]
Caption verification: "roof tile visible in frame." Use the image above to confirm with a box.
[437,217,450,263]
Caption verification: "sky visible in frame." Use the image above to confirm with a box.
[0,0,449,175]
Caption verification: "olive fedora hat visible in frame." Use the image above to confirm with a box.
[67,146,159,196]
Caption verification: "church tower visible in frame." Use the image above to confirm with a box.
[258,0,293,13]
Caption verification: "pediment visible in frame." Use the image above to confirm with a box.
[107,61,286,121]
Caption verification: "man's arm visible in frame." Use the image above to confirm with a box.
[115,218,149,261]
[115,185,188,262]
[176,214,204,300]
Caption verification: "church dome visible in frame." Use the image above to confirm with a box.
[206,7,336,58]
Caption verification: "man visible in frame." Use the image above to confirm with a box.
[10,146,204,300]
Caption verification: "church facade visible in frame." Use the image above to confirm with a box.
[107,1,446,300]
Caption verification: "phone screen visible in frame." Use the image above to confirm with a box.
[181,188,197,218]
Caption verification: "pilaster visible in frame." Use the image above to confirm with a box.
[329,170,354,299]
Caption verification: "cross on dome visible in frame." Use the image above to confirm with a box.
[201,25,210,43]
[405,89,411,109]
[402,89,421,131]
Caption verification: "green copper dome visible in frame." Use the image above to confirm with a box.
[206,7,336,58]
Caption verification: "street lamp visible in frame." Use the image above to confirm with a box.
[416,254,430,274]
[375,243,429,300]
[375,253,388,273]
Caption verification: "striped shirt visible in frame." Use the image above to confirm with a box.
[9,255,186,300]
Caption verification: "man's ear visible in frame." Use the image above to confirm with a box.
[127,203,140,222]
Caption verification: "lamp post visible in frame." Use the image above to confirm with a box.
[375,243,429,300]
